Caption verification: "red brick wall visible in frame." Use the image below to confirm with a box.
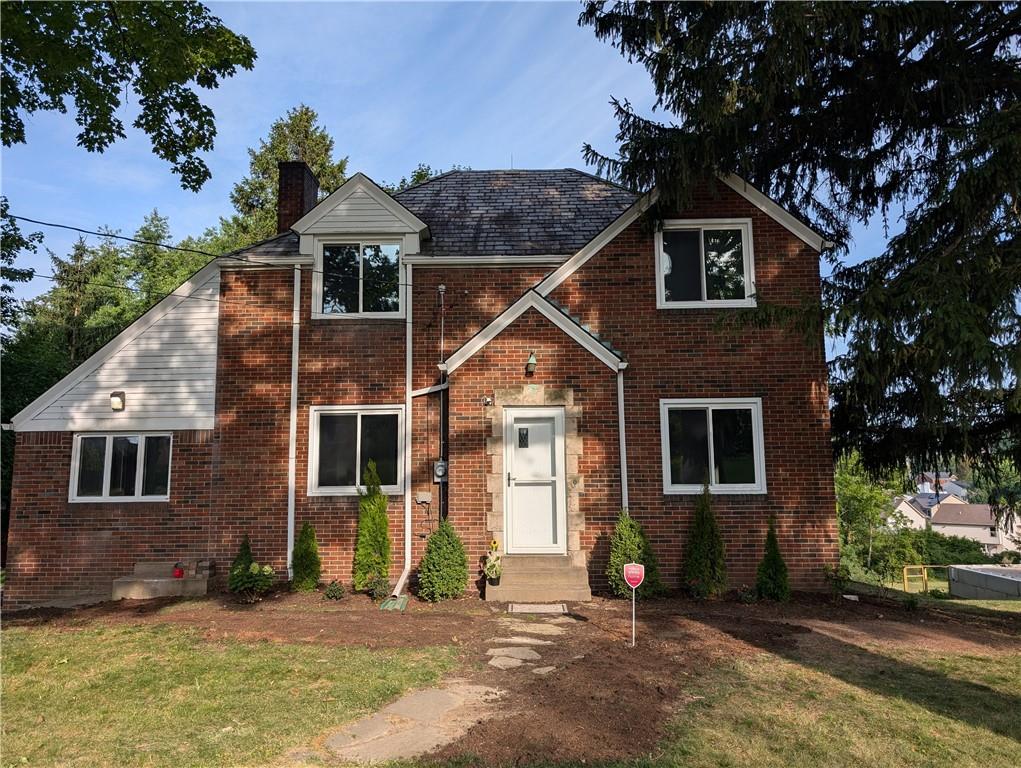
[4,430,214,607]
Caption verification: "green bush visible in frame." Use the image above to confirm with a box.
[418,520,468,602]
[231,534,254,573]
[291,521,321,591]
[353,461,391,591]
[323,580,345,601]
[228,562,275,603]
[606,509,665,598]
[683,483,728,598]
[366,575,391,601]
[755,516,791,601]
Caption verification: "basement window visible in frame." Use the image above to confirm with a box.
[656,220,755,308]
[69,433,172,502]
[308,406,403,495]
[659,398,766,494]
[315,241,402,318]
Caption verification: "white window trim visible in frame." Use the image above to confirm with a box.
[307,405,405,496]
[68,432,173,503]
[655,218,756,309]
[311,238,406,320]
[659,398,766,495]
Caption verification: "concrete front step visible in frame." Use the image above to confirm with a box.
[485,554,591,602]
[485,583,591,602]
[112,576,207,601]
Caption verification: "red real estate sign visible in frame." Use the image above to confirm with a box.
[624,562,645,590]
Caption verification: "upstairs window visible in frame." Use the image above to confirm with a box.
[659,398,766,494]
[317,241,401,317]
[308,406,403,495]
[70,433,172,502]
[656,220,755,308]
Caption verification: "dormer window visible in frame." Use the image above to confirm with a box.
[655,219,755,308]
[315,240,402,318]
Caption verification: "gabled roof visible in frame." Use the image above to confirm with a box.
[931,504,996,527]
[394,169,637,259]
[292,172,429,235]
[441,290,627,374]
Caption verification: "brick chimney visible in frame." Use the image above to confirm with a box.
[277,161,320,233]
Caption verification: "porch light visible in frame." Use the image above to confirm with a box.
[110,391,126,411]
[525,352,537,376]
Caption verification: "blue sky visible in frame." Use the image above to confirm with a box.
[2,0,886,360]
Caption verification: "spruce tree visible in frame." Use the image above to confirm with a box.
[291,521,322,591]
[231,533,254,574]
[682,484,727,598]
[756,516,791,602]
[606,509,665,599]
[353,461,391,591]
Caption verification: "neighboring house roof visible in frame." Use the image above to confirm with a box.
[930,504,996,527]
[393,169,638,259]
[909,492,964,514]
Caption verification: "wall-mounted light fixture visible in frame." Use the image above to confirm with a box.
[525,351,537,376]
[481,395,494,406]
[110,391,126,411]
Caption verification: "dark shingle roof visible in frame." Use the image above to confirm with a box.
[394,169,637,258]
[228,231,299,260]
[931,504,995,527]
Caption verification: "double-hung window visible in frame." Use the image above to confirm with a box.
[656,219,755,308]
[660,398,766,494]
[69,433,172,502]
[315,240,402,317]
[308,406,403,495]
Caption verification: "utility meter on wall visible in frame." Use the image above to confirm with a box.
[432,459,448,483]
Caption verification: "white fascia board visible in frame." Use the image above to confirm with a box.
[720,175,830,251]
[10,261,221,430]
[402,254,568,267]
[291,172,430,236]
[218,255,313,269]
[536,189,658,297]
[442,292,624,374]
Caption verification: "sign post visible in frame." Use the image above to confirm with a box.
[623,562,645,648]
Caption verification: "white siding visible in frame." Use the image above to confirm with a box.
[303,189,410,234]
[19,270,220,432]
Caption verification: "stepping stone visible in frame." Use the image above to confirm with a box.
[498,620,566,636]
[384,688,462,719]
[486,647,542,660]
[533,666,557,676]
[486,636,554,645]
[509,603,567,614]
[488,656,524,669]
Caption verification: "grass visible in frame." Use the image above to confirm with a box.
[1,624,454,768]
[662,646,1021,767]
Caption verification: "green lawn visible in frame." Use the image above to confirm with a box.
[1,624,454,768]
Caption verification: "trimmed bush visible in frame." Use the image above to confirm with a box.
[323,580,346,601]
[291,521,322,591]
[353,461,391,591]
[606,509,666,598]
[755,516,790,601]
[418,520,468,602]
[366,575,391,602]
[229,562,275,603]
[682,483,727,598]
[231,534,254,573]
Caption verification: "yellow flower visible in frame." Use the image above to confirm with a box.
[489,539,499,551]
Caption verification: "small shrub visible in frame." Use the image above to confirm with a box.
[353,461,391,591]
[323,580,345,601]
[823,561,852,595]
[291,521,322,591]
[606,509,666,599]
[366,575,391,601]
[928,587,949,599]
[736,585,758,604]
[683,483,727,598]
[231,534,254,573]
[418,520,468,602]
[756,516,791,602]
[903,593,920,611]
[229,562,275,603]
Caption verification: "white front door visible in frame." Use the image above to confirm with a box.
[504,407,568,554]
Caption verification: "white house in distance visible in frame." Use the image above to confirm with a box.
[894,493,1014,555]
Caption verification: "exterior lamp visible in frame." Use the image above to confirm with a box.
[525,352,537,376]
[110,391,126,411]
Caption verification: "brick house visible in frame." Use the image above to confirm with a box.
[4,163,839,607]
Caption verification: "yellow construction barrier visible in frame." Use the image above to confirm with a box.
[902,564,946,593]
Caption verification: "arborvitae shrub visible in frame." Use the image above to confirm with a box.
[606,509,666,598]
[291,521,322,591]
[353,461,391,590]
[231,534,254,573]
[683,483,727,598]
[756,516,791,601]
[418,520,468,602]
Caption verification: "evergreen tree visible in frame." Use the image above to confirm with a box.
[606,509,665,599]
[1,196,41,335]
[418,520,468,602]
[755,516,790,602]
[353,461,391,590]
[682,484,727,598]
[231,534,254,573]
[580,2,1021,526]
[291,521,322,591]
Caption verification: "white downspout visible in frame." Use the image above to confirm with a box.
[617,366,629,510]
[286,265,301,578]
[393,263,413,597]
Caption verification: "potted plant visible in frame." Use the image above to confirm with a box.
[483,539,502,586]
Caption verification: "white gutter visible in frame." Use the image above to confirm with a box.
[286,265,301,578]
[617,368,629,510]
[411,382,448,398]
[392,264,414,598]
